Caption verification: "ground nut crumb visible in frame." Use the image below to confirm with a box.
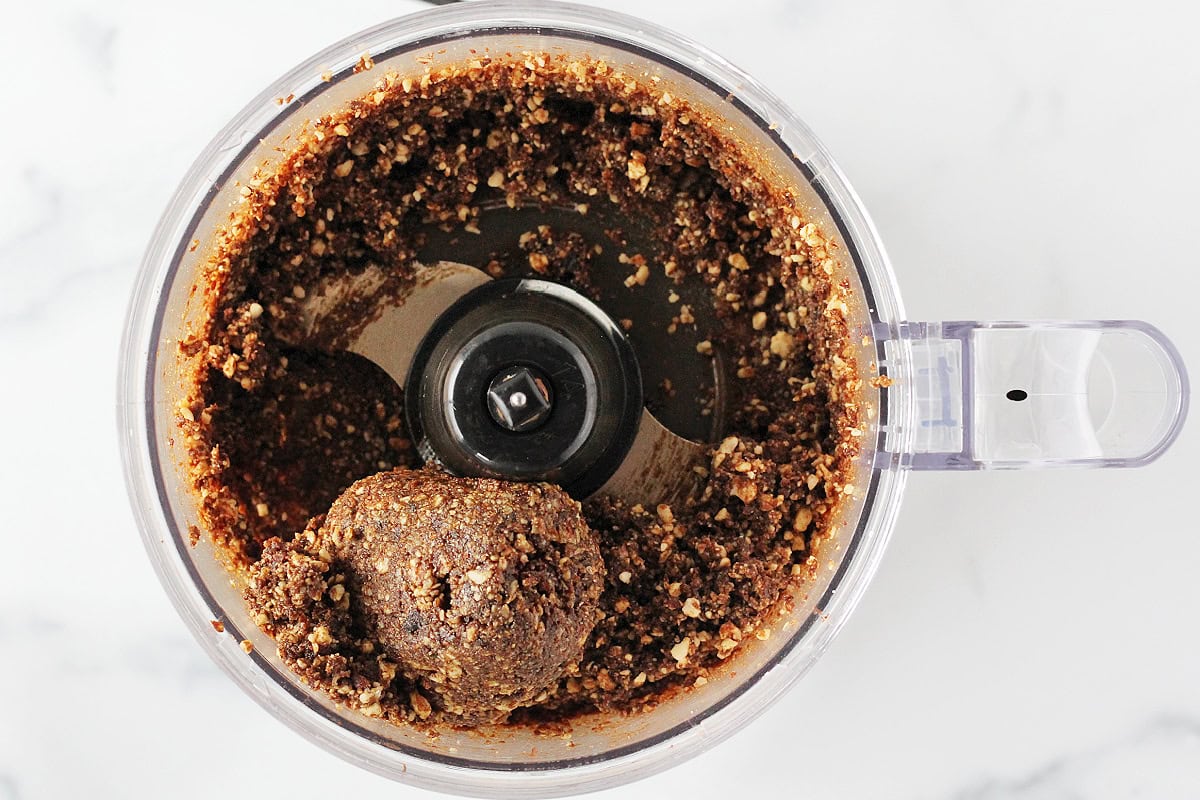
[727,253,750,271]
[410,691,433,720]
[770,330,795,358]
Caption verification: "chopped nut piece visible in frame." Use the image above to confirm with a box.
[770,330,795,358]
[727,253,750,271]
[410,691,433,720]
[731,477,758,504]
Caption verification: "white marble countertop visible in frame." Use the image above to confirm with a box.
[2,1,1198,797]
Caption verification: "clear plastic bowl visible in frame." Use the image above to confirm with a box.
[117,2,1188,796]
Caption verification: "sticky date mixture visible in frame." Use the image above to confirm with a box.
[178,53,862,727]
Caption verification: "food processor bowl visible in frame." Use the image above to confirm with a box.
[117,2,1188,796]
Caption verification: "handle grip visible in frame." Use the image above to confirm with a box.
[879,320,1188,470]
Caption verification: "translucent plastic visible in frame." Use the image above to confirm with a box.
[116,1,1188,796]
[883,320,1188,470]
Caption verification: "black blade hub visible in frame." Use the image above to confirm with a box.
[404,278,643,497]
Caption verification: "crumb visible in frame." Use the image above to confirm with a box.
[354,52,375,73]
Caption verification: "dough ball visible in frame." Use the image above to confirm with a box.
[322,468,604,723]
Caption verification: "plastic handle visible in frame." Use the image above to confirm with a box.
[879,321,1189,470]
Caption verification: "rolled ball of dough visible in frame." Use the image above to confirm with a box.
[322,468,604,723]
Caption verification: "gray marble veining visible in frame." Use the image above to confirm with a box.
[953,717,1200,800]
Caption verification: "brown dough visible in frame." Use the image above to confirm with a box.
[322,468,604,723]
